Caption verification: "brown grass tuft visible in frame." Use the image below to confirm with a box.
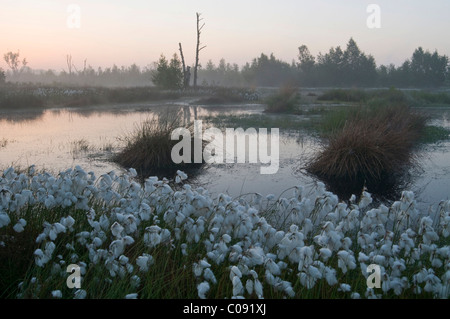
[307,104,426,196]
[114,109,203,180]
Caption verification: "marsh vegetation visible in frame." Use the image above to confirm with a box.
[114,109,204,181]
[1,85,450,300]
[0,166,449,299]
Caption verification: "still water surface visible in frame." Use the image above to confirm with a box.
[1,102,449,212]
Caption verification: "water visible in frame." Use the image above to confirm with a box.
[0,102,261,174]
[1,102,449,212]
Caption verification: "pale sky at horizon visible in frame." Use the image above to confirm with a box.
[1,0,449,72]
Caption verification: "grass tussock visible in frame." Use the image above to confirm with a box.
[264,85,301,113]
[114,110,203,180]
[308,103,426,196]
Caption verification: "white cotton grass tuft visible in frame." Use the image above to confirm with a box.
[338,283,351,292]
[175,170,188,183]
[254,279,264,298]
[229,266,242,281]
[110,222,124,238]
[0,166,449,299]
[13,218,27,233]
[136,254,154,272]
[0,211,11,228]
[73,289,87,299]
[232,276,244,297]
[197,281,210,299]
[203,268,217,284]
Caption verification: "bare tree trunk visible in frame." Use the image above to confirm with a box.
[66,54,73,75]
[194,12,206,88]
[179,43,186,76]
[179,43,187,88]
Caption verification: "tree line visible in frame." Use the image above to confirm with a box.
[0,53,153,87]
[296,38,449,88]
[1,38,449,88]
[153,38,449,89]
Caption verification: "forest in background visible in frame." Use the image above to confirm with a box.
[1,38,449,89]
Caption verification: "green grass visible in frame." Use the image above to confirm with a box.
[317,88,450,108]
[264,85,301,113]
[409,90,450,106]
[419,125,450,144]
[201,113,317,132]
[318,105,357,135]
[317,87,410,105]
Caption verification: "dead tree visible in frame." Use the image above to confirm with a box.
[4,50,27,75]
[66,54,73,75]
[179,43,188,88]
[193,12,206,88]
[179,43,186,76]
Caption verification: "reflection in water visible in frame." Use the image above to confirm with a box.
[0,103,449,211]
[0,103,264,175]
[0,109,45,123]
[183,105,198,126]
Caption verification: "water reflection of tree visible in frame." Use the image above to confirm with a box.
[0,110,45,123]
[183,105,198,126]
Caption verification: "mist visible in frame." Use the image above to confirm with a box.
[3,39,448,89]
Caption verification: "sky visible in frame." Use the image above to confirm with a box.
[1,0,449,72]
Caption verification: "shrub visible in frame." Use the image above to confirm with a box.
[0,68,5,84]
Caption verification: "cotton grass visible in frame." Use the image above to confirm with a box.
[0,166,448,299]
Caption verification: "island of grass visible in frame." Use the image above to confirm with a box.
[305,87,450,198]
